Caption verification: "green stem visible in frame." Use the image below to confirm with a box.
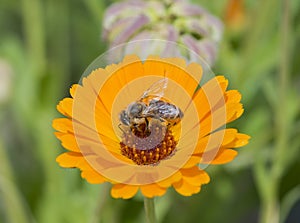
[274,0,290,177]
[90,185,109,223]
[0,139,32,223]
[84,0,105,23]
[258,1,290,223]
[261,198,279,223]
[237,0,277,87]
[21,0,46,75]
[254,156,280,223]
[144,197,157,223]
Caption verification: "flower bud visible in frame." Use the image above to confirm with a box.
[102,0,223,66]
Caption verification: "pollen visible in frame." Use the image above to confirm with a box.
[120,123,177,165]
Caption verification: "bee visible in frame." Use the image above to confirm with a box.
[119,78,183,134]
[143,99,184,127]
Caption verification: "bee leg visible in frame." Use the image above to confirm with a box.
[151,116,168,128]
[159,117,166,123]
[145,117,152,133]
[154,116,167,125]
[146,114,164,123]
[145,117,149,127]
[118,123,126,134]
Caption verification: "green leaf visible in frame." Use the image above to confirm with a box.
[280,185,300,223]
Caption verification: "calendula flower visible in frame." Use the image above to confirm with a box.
[53,55,249,199]
[102,0,223,65]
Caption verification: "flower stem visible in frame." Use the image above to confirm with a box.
[144,197,157,223]
[258,1,290,223]
[91,184,109,223]
[275,0,290,172]
[21,0,46,75]
[255,1,291,223]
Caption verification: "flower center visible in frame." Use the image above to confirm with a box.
[120,122,177,165]
[118,94,183,165]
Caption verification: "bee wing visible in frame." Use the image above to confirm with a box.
[144,101,174,117]
[156,103,177,116]
[140,78,168,101]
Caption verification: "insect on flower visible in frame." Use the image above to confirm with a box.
[118,78,184,137]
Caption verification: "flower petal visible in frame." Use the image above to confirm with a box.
[57,98,73,117]
[52,118,73,133]
[181,155,201,168]
[201,149,238,164]
[194,128,238,154]
[140,184,167,198]
[56,152,83,168]
[111,184,139,199]
[180,167,210,186]
[198,101,243,137]
[227,103,244,123]
[223,133,250,148]
[156,171,182,187]
[163,58,200,100]
[81,169,106,184]
[173,179,201,196]
[55,133,80,152]
[192,76,228,121]
[186,62,203,86]
[70,84,79,98]
[98,55,143,112]
[225,90,241,103]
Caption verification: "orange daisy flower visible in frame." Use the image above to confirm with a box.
[53,55,250,199]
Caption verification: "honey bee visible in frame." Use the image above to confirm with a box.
[119,78,183,134]
[143,99,184,127]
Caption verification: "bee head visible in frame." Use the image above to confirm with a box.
[127,102,146,117]
[119,110,130,125]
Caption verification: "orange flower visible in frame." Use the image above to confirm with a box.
[53,55,250,199]
[224,0,246,31]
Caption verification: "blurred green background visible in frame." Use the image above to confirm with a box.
[0,0,299,223]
